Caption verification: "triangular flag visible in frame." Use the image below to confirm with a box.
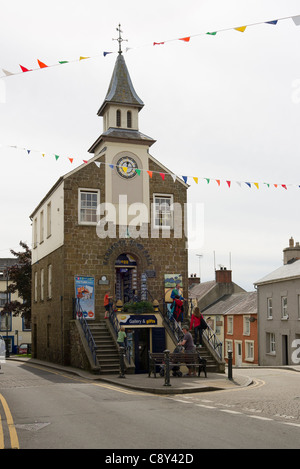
[59,60,69,64]
[216,179,221,186]
[179,37,190,42]
[205,178,210,184]
[109,164,114,169]
[160,173,165,181]
[234,26,247,32]
[68,158,74,164]
[135,168,141,175]
[153,42,165,46]
[170,173,177,182]
[79,56,90,60]
[19,65,31,72]
[254,183,259,189]
[147,171,153,178]
[122,166,128,173]
[94,161,101,168]
[292,15,300,26]
[236,181,242,188]
[2,69,14,76]
[264,183,270,188]
[27,149,31,155]
[193,177,198,184]
[226,181,231,188]
[83,160,88,164]
[282,184,287,190]
[274,184,278,188]
[42,153,45,158]
[266,20,278,25]
[206,32,217,35]
[37,59,48,68]
[55,155,59,161]
[245,182,251,188]
[182,176,188,184]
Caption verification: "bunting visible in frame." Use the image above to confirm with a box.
[0,143,298,192]
[2,14,300,79]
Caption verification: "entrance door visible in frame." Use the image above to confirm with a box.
[235,341,242,367]
[134,329,149,374]
[282,335,288,365]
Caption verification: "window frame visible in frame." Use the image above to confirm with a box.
[78,189,100,225]
[152,193,174,230]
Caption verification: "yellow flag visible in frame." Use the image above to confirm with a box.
[193,177,198,184]
[234,26,247,32]
[122,166,128,173]
[79,56,90,60]
[254,182,259,189]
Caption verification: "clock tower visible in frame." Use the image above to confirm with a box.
[88,30,156,222]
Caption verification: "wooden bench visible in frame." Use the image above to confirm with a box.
[148,351,207,378]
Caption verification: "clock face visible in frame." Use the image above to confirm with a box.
[116,156,138,179]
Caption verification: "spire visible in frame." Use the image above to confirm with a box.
[97,26,144,117]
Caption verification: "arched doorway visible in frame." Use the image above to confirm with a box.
[115,253,138,303]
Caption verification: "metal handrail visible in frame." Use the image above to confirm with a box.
[72,298,98,366]
[109,306,132,365]
[202,324,223,360]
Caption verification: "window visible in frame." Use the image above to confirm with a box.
[243,316,250,336]
[153,194,173,228]
[47,202,51,238]
[48,264,52,299]
[225,339,233,358]
[40,269,44,301]
[79,189,99,224]
[266,332,276,354]
[0,292,6,308]
[116,109,121,127]
[34,271,38,302]
[0,312,11,332]
[281,296,288,319]
[33,217,38,248]
[40,210,44,243]
[245,341,254,361]
[127,111,132,128]
[227,316,233,335]
[267,297,273,319]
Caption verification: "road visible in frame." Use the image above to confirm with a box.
[1,361,300,451]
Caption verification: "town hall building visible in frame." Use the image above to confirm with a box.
[30,35,189,372]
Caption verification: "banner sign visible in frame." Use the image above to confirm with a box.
[119,315,157,326]
[75,276,95,320]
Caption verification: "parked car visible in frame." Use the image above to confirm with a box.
[18,343,31,355]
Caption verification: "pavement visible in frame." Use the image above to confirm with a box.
[6,356,253,394]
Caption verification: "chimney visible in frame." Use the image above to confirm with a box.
[283,237,300,265]
[215,267,232,284]
[188,274,200,288]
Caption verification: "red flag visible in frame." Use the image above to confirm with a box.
[68,158,74,164]
[160,173,165,181]
[282,184,287,190]
[83,160,88,164]
[226,181,231,188]
[153,42,165,46]
[147,171,153,178]
[19,65,31,72]
[37,59,48,68]
[179,37,190,42]
[216,180,221,186]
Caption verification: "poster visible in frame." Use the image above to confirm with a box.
[75,276,95,320]
[164,274,182,303]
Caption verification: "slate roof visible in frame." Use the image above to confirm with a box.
[255,259,300,285]
[203,291,257,316]
[97,54,144,116]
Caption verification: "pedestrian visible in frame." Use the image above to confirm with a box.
[104,290,112,319]
[178,324,196,376]
[173,295,184,327]
[190,306,204,347]
[117,326,127,348]
[171,282,184,301]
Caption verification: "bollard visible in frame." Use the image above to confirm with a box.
[228,350,233,380]
[163,350,171,387]
[119,346,126,378]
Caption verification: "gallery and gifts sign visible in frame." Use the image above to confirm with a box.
[119,315,157,326]
[75,276,95,320]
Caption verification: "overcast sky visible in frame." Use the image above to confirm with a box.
[1,0,300,291]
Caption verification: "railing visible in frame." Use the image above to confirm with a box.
[109,305,132,365]
[72,298,98,366]
[203,324,223,361]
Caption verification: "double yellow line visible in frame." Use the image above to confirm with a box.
[0,393,19,449]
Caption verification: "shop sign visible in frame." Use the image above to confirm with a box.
[119,314,157,326]
[75,276,95,320]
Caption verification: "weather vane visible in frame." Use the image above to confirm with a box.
[113,24,128,55]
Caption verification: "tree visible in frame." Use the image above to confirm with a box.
[3,241,31,327]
